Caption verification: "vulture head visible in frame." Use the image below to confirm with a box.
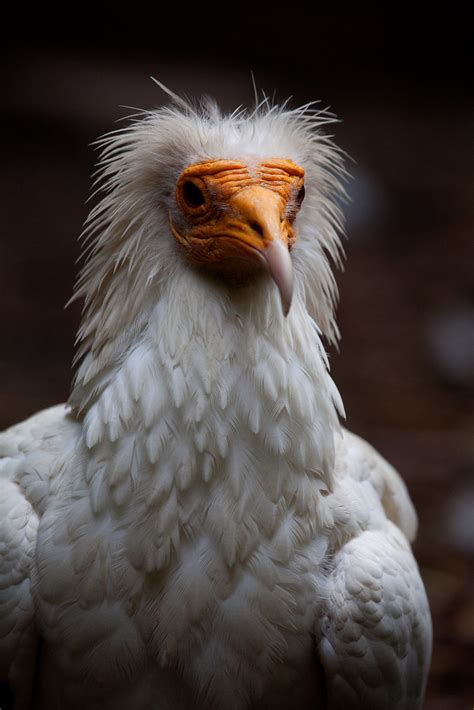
[70,89,346,415]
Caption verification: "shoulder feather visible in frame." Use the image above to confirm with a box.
[335,428,418,542]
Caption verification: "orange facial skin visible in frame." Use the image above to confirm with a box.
[170,158,305,314]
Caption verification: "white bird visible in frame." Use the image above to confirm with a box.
[0,89,432,710]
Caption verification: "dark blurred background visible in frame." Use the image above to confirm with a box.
[2,7,473,708]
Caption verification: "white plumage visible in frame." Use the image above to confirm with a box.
[0,92,431,709]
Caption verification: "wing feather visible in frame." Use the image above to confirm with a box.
[0,480,38,709]
[316,523,431,709]
[0,405,77,708]
[316,429,432,709]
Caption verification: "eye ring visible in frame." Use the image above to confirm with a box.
[295,184,305,207]
[286,181,305,223]
[177,176,210,217]
[182,180,206,208]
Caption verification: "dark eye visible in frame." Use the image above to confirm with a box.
[182,181,206,208]
[295,184,305,207]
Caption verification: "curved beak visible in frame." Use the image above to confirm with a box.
[255,239,294,317]
[227,186,294,316]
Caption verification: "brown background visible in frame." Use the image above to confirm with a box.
[2,7,473,708]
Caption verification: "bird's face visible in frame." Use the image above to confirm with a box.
[170,158,305,315]
[73,97,346,374]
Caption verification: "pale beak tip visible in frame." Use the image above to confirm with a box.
[282,294,292,317]
[262,239,294,317]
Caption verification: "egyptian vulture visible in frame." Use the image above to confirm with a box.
[0,89,432,709]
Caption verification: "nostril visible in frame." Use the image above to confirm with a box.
[250,222,264,237]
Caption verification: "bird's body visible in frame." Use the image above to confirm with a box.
[0,93,431,709]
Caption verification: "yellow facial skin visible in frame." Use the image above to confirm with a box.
[171,159,305,315]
